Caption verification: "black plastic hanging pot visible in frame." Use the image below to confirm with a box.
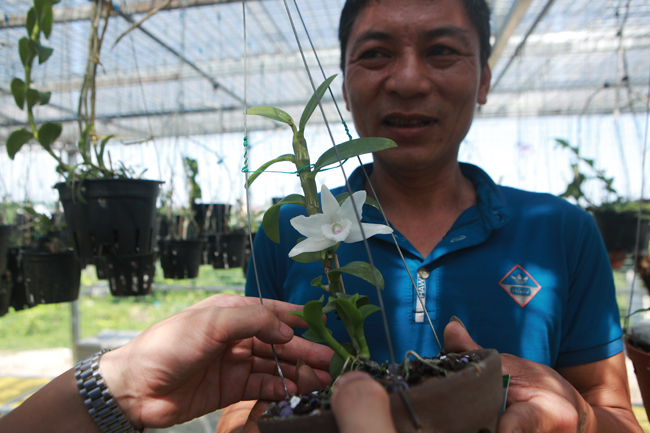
[55,179,162,260]
[102,252,156,296]
[6,247,33,311]
[0,225,12,316]
[159,239,205,279]
[22,250,81,304]
[192,203,231,235]
[0,225,12,275]
[0,267,11,317]
[212,233,247,270]
[592,210,650,255]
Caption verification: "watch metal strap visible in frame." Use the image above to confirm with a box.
[75,348,145,433]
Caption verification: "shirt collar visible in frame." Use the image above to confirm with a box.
[347,162,511,230]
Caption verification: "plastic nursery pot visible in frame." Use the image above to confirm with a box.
[0,224,12,274]
[258,349,503,433]
[101,253,156,296]
[22,250,81,304]
[6,248,33,311]
[159,239,205,279]
[55,179,162,260]
[0,268,11,317]
[625,338,650,421]
[192,203,231,235]
[212,233,247,270]
[592,210,650,255]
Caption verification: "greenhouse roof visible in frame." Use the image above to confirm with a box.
[0,0,649,144]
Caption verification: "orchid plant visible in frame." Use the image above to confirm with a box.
[246,74,396,376]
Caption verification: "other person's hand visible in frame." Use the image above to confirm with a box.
[100,294,334,429]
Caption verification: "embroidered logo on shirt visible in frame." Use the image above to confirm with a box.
[499,265,541,307]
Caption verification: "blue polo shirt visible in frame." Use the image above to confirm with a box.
[246,163,623,368]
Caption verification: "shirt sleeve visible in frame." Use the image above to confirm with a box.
[555,209,624,368]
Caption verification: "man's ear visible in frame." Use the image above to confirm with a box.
[477,63,491,105]
[342,81,350,111]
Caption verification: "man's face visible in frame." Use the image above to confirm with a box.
[342,0,491,172]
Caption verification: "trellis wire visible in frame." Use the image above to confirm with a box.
[241,0,290,400]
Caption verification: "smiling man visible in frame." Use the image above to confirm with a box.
[222,1,642,432]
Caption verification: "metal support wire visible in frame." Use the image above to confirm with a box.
[242,0,290,400]
[623,52,650,332]
[291,0,443,354]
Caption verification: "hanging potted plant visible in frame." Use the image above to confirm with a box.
[5,0,162,265]
[211,199,251,270]
[244,76,504,432]
[0,221,13,316]
[558,139,650,419]
[17,206,81,305]
[158,157,206,279]
[193,201,231,265]
[556,139,650,261]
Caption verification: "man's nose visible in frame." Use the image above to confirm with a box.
[384,52,431,98]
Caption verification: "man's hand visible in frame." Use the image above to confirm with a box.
[444,318,642,433]
[101,294,334,429]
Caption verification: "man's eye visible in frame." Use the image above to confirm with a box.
[359,49,386,60]
[428,46,458,56]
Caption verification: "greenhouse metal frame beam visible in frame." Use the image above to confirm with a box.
[0,0,243,29]
[488,0,534,70]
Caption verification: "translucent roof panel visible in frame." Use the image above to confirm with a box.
[0,0,648,145]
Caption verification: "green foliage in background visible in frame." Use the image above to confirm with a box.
[0,266,245,351]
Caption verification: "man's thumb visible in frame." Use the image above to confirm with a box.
[443,316,482,353]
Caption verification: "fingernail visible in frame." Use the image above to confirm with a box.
[280,322,294,338]
[449,315,466,329]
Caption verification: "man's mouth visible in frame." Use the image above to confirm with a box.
[382,117,433,128]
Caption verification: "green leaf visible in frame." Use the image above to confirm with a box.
[26,8,36,37]
[245,154,295,188]
[35,43,53,64]
[359,304,381,320]
[97,134,113,163]
[18,38,36,67]
[39,3,54,39]
[37,122,62,150]
[302,328,331,344]
[327,261,385,290]
[261,194,306,243]
[38,91,51,105]
[310,275,329,290]
[298,74,337,132]
[287,297,328,336]
[291,244,324,264]
[322,295,337,314]
[10,78,26,109]
[26,88,41,110]
[246,106,294,126]
[334,297,363,327]
[6,128,34,159]
[329,352,346,380]
[312,137,397,174]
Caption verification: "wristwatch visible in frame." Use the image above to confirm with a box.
[74,349,145,433]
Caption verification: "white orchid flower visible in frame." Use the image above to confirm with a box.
[288,185,393,257]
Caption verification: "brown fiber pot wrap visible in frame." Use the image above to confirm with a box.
[258,348,502,433]
[625,339,650,421]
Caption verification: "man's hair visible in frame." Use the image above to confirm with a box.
[338,0,492,72]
